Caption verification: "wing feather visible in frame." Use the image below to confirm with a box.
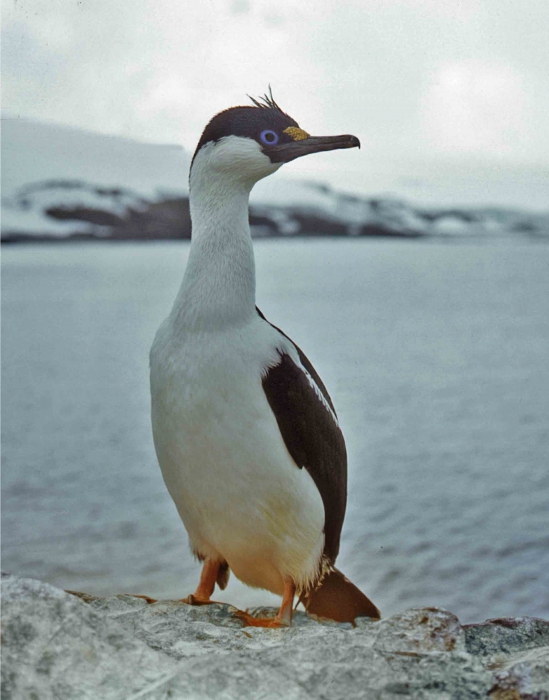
[258,308,347,563]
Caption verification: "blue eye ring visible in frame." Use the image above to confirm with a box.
[260,129,279,146]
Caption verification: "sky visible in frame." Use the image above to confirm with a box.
[2,0,549,207]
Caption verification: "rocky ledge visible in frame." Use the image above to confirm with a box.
[2,573,548,700]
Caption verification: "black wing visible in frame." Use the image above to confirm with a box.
[257,307,347,563]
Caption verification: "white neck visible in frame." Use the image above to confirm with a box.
[170,138,280,331]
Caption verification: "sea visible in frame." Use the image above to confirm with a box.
[2,238,548,623]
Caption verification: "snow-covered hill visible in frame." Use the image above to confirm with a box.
[2,118,548,242]
[1,118,189,240]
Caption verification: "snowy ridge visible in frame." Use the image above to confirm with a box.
[2,118,548,242]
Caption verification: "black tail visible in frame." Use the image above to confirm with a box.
[300,568,380,623]
[216,561,230,590]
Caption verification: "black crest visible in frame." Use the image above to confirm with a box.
[247,86,287,115]
[191,88,300,166]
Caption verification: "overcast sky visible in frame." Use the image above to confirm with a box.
[3,0,548,205]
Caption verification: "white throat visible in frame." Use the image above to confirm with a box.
[171,138,281,331]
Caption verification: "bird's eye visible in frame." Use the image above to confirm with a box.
[260,130,279,146]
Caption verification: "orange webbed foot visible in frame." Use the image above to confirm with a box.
[233,580,295,628]
[233,609,291,628]
[124,594,157,604]
[180,594,224,606]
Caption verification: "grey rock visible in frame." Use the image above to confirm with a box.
[0,573,177,700]
[2,573,548,700]
[464,616,549,656]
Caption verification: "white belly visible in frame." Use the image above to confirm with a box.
[150,316,325,595]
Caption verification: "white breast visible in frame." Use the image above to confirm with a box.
[150,314,325,595]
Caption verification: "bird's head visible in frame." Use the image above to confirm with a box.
[190,89,360,190]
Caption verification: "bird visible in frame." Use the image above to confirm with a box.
[150,89,380,627]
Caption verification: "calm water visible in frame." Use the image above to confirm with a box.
[2,239,548,623]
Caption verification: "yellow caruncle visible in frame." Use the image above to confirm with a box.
[283,126,310,141]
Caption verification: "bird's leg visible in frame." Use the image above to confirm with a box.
[234,580,296,628]
[181,559,221,605]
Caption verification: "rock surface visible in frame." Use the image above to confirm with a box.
[2,573,548,699]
